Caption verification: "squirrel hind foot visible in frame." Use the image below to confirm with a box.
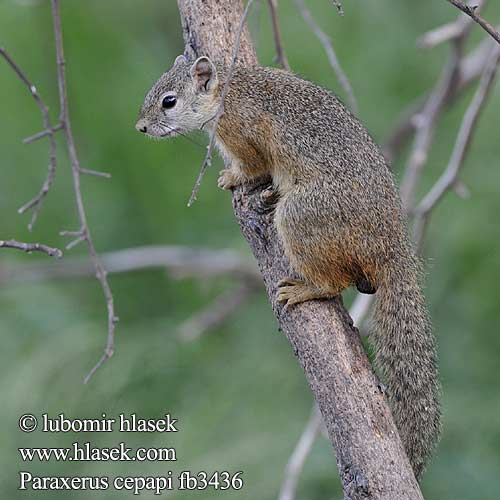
[277,278,335,308]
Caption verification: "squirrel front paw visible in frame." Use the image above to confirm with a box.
[218,169,242,190]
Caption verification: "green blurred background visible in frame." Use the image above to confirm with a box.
[1,0,499,498]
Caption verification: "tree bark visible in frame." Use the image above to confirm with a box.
[176,1,424,498]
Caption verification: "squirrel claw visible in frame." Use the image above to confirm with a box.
[260,186,279,205]
[218,169,241,190]
[277,284,304,309]
[278,277,304,288]
[277,278,331,308]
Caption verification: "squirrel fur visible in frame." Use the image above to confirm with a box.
[136,55,441,478]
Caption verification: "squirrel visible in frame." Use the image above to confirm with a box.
[136,54,441,479]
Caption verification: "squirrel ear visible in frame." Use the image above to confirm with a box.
[190,56,217,93]
[174,54,187,65]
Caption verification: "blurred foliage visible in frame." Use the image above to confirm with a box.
[1,0,500,498]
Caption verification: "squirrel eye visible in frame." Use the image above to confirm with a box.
[162,95,177,109]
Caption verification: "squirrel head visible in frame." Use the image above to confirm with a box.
[136,55,220,138]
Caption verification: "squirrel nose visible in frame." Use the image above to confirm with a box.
[135,119,148,133]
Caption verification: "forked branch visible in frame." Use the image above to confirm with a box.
[0,47,59,231]
[50,0,117,384]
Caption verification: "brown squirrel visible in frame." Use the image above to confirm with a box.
[136,55,441,478]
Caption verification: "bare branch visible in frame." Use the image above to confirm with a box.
[0,245,259,285]
[50,0,117,384]
[267,0,291,70]
[178,1,424,497]
[418,0,486,48]
[413,46,500,247]
[277,283,377,500]
[65,235,86,251]
[294,0,357,115]
[0,47,58,231]
[446,0,500,45]
[0,240,62,258]
[400,41,464,210]
[178,283,257,341]
[279,406,323,500]
[418,22,467,49]
[23,123,63,144]
[79,168,112,179]
[383,33,496,163]
[276,19,492,496]
[187,0,256,207]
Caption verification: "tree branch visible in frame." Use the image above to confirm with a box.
[187,0,256,206]
[399,28,467,211]
[0,245,259,285]
[383,31,496,163]
[413,45,500,247]
[419,0,486,48]
[279,405,323,500]
[50,0,117,384]
[176,1,423,498]
[294,0,357,114]
[177,283,258,341]
[0,47,59,231]
[268,0,291,70]
[0,240,62,258]
[446,0,500,44]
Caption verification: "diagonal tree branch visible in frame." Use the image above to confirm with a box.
[294,0,357,114]
[176,1,422,498]
[279,405,323,500]
[187,0,256,206]
[383,31,496,163]
[268,0,291,70]
[446,0,500,44]
[413,45,500,247]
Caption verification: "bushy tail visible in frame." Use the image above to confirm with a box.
[371,254,441,479]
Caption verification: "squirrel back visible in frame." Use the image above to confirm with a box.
[137,56,441,478]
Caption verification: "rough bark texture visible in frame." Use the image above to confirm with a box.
[176,1,424,498]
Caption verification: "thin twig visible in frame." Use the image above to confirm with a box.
[383,33,496,163]
[23,123,63,144]
[79,168,112,178]
[278,405,323,500]
[418,0,486,48]
[400,40,464,211]
[268,0,290,70]
[0,245,260,285]
[187,0,256,207]
[413,46,500,247]
[178,283,257,341]
[50,0,117,384]
[0,47,58,231]
[294,0,357,114]
[0,240,62,258]
[446,0,500,45]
